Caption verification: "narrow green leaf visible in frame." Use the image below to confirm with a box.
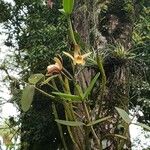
[21,85,35,112]
[75,84,83,98]
[86,116,111,126]
[52,92,82,101]
[64,77,71,93]
[63,0,74,15]
[133,122,150,131]
[58,9,66,15]
[115,107,131,124]
[42,75,58,85]
[28,74,44,85]
[83,73,100,99]
[55,119,85,126]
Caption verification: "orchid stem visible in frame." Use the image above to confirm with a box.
[82,102,101,148]
[52,103,68,150]
[34,86,55,99]
[67,16,77,45]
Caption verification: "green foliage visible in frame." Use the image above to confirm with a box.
[112,43,135,60]
[115,107,132,124]
[0,1,11,22]
[21,85,35,112]
[41,74,58,85]
[28,73,45,85]
[4,0,67,75]
[52,92,82,102]
[130,1,150,125]
[0,119,20,149]
[83,72,100,99]
[115,107,150,132]
[56,117,112,127]
[86,116,112,126]
[1,1,69,145]
[55,119,85,126]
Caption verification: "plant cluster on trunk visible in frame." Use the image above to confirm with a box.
[0,0,150,150]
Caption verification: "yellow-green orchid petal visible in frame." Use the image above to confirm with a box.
[74,45,81,57]
[63,49,92,66]
[73,60,76,65]
[63,51,74,61]
[81,60,85,65]
[54,57,63,70]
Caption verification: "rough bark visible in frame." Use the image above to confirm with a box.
[71,0,136,149]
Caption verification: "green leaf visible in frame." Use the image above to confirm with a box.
[86,116,111,126]
[52,92,82,101]
[115,107,131,124]
[21,85,35,112]
[58,9,66,15]
[133,122,150,131]
[63,0,74,15]
[28,74,44,85]
[42,75,58,85]
[83,73,100,99]
[114,134,127,140]
[55,119,85,126]
[75,84,83,98]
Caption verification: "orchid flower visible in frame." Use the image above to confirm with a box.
[63,45,91,65]
[46,57,63,76]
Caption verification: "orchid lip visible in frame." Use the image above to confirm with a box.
[63,51,91,65]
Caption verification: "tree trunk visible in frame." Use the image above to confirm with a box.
[71,0,136,149]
